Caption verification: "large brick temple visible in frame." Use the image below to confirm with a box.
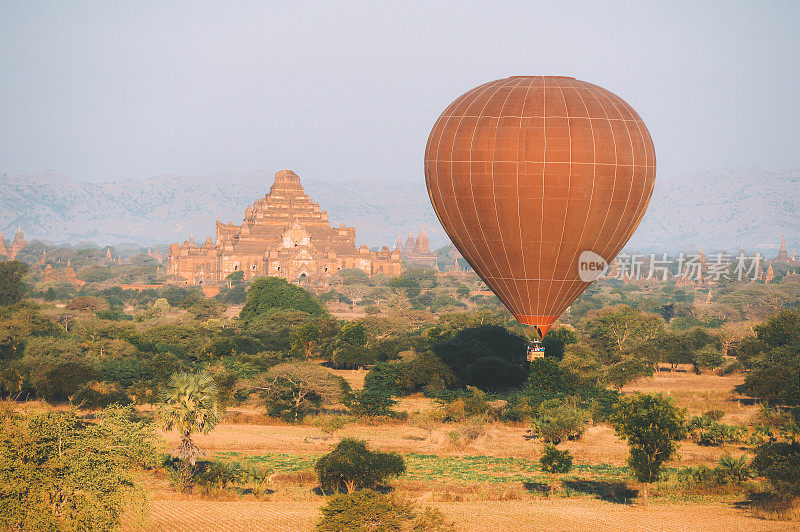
[168,169,402,286]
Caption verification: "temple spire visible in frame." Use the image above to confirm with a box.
[777,235,790,262]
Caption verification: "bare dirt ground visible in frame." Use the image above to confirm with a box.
[140,371,793,530]
[129,498,794,531]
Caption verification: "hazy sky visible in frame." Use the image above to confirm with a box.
[1,1,798,183]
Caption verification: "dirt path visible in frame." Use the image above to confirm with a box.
[126,498,794,532]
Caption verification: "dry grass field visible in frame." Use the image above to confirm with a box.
[131,371,797,531]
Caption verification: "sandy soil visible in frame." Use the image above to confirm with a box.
[128,498,795,532]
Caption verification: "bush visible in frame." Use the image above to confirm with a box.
[531,399,590,444]
[317,490,411,531]
[752,441,800,497]
[315,438,406,493]
[675,455,752,493]
[539,444,573,474]
[688,414,745,446]
[529,357,567,393]
[347,387,397,417]
[316,489,454,532]
[314,414,355,438]
[442,387,488,422]
[0,405,158,530]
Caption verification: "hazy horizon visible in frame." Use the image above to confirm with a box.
[1,1,799,185]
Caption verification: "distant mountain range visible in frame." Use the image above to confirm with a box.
[0,167,797,255]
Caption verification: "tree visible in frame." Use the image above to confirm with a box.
[610,394,687,504]
[347,387,397,417]
[289,317,339,359]
[528,357,567,394]
[560,342,604,388]
[541,327,577,360]
[0,260,29,306]
[256,361,348,422]
[432,325,528,390]
[738,309,800,406]
[339,268,372,286]
[66,296,109,312]
[388,275,421,298]
[22,336,97,401]
[330,322,375,369]
[186,297,226,321]
[754,308,800,348]
[315,438,405,493]
[241,277,325,320]
[539,444,573,474]
[159,372,222,488]
[585,305,664,360]
[226,270,244,282]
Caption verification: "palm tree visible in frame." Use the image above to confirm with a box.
[160,372,221,486]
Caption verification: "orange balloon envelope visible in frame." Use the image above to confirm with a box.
[424,76,656,337]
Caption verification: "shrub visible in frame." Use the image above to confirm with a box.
[442,387,488,422]
[539,444,573,474]
[71,381,132,408]
[316,490,454,532]
[0,405,158,530]
[688,414,745,446]
[347,387,397,417]
[315,438,406,493]
[192,459,249,492]
[531,399,590,444]
[752,441,800,497]
[317,489,411,531]
[314,414,355,438]
[529,357,568,393]
[675,455,752,493]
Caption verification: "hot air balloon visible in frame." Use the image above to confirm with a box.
[424,76,655,341]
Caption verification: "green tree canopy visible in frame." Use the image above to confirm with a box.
[0,405,158,530]
[159,371,221,476]
[610,393,686,502]
[0,260,29,306]
[240,277,325,320]
[432,325,528,390]
[315,438,405,493]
